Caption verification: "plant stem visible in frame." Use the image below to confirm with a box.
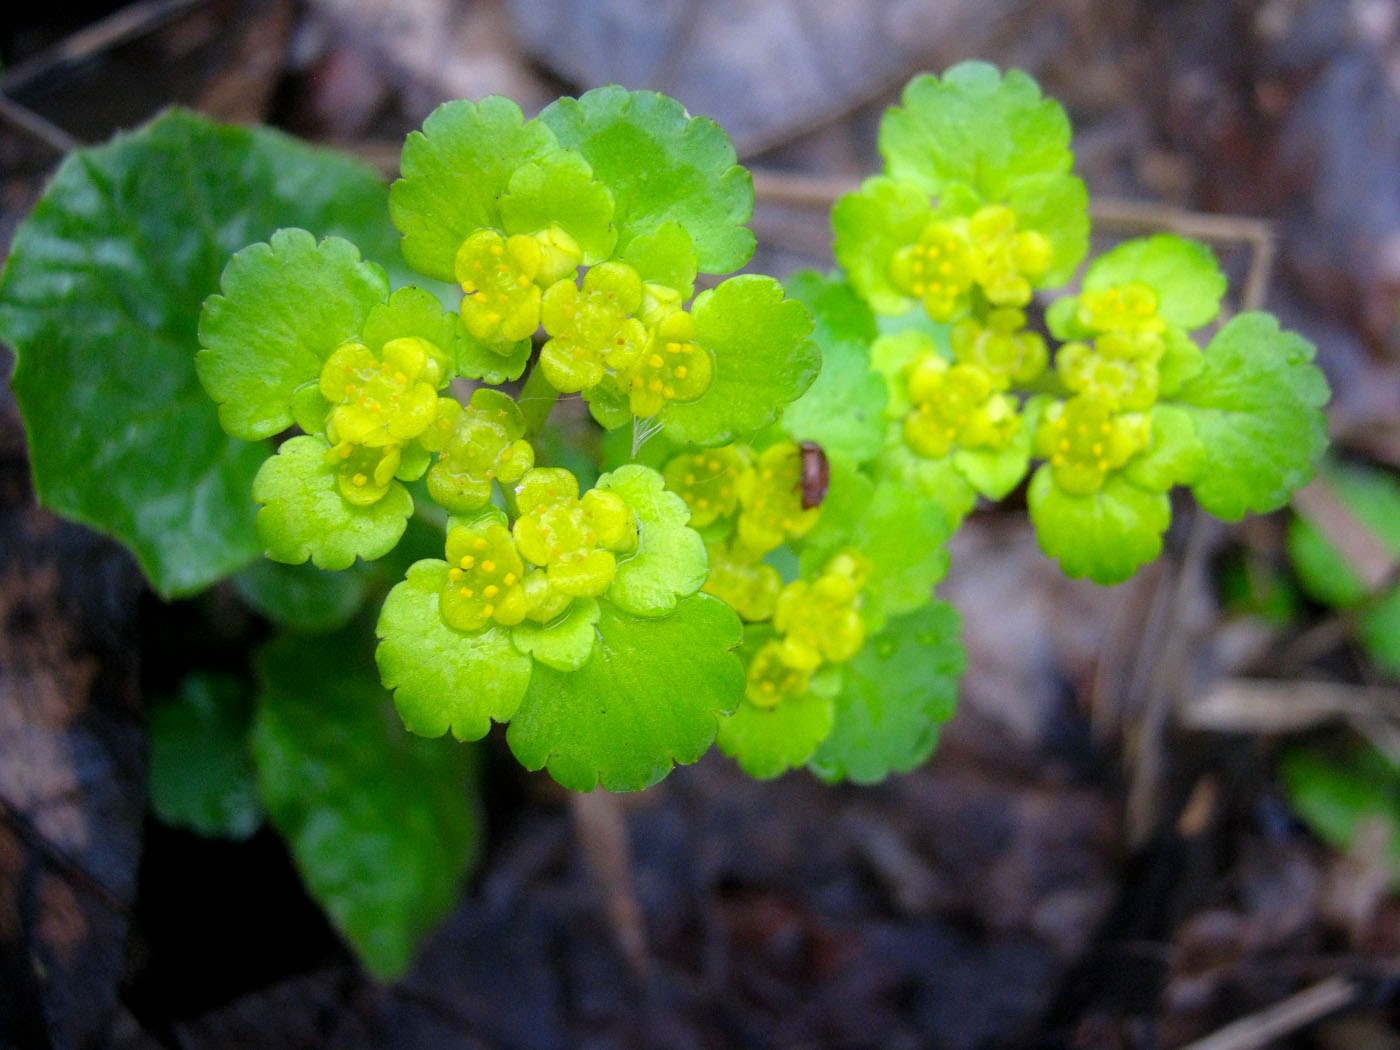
[517,360,559,438]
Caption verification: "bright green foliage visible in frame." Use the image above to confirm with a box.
[148,674,262,839]
[1281,743,1400,887]
[0,64,1334,809]
[0,109,409,596]
[1173,314,1329,520]
[810,602,963,784]
[507,595,744,791]
[648,275,819,446]
[718,663,839,779]
[1027,469,1172,584]
[881,62,1075,201]
[389,95,557,282]
[1288,461,1400,676]
[598,464,709,616]
[780,272,889,462]
[252,435,414,569]
[198,230,391,441]
[377,558,534,739]
[539,86,756,273]
[254,626,481,979]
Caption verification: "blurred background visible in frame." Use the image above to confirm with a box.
[3,1,1400,1048]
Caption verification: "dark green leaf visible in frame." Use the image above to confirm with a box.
[148,674,262,839]
[254,625,482,979]
[0,109,409,596]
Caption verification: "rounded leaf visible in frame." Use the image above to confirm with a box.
[376,559,534,739]
[252,434,413,570]
[540,86,755,273]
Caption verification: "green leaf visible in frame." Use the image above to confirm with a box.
[717,671,837,780]
[953,423,1033,500]
[831,176,933,315]
[376,559,533,739]
[253,435,413,569]
[598,464,708,616]
[500,148,616,262]
[540,86,755,273]
[390,96,556,282]
[621,222,698,299]
[1360,589,1400,677]
[877,444,978,527]
[801,476,951,629]
[507,595,743,791]
[509,598,601,671]
[809,602,964,784]
[254,625,481,979]
[1027,467,1171,584]
[0,108,406,596]
[1172,313,1330,520]
[148,673,262,839]
[780,271,888,463]
[233,558,374,634]
[1280,743,1400,886]
[660,275,818,446]
[1084,234,1227,330]
[1122,403,1206,493]
[1004,172,1089,287]
[197,229,389,439]
[1288,462,1400,609]
[880,62,1074,200]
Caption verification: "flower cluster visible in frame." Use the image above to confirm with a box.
[744,551,870,707]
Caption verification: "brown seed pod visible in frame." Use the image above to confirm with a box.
[799,440,829,509]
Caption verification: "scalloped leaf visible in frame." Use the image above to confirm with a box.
[801,475,951,630]
[1027,467,1171,584]
[1084,234,1227,330]
[197,229,389,439]
[660,275,818,446]
[376,559,534,739]
[780,271,888,463]
[831,176,934,315]
[1004,172,1089,287]
[809,601,964,784]
[500,148,616,262]
[0,108,407,596]
[148,673,262,839]
[252,435,413,569]
[539,86,755,273]
[621,221,698,300]
[953,428,1033,501]
[876,444,979,528]
[879,62,1074,200]
[390,96,557,282]
[717,674,837,780]
[506,594,743,791]
[1122,403,1205,494]
[598,464,708,616]
[254,624,481,979]
[509,598,601,671]
[1173,313,1329,520]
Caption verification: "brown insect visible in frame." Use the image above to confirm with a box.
[799,440,829,509]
